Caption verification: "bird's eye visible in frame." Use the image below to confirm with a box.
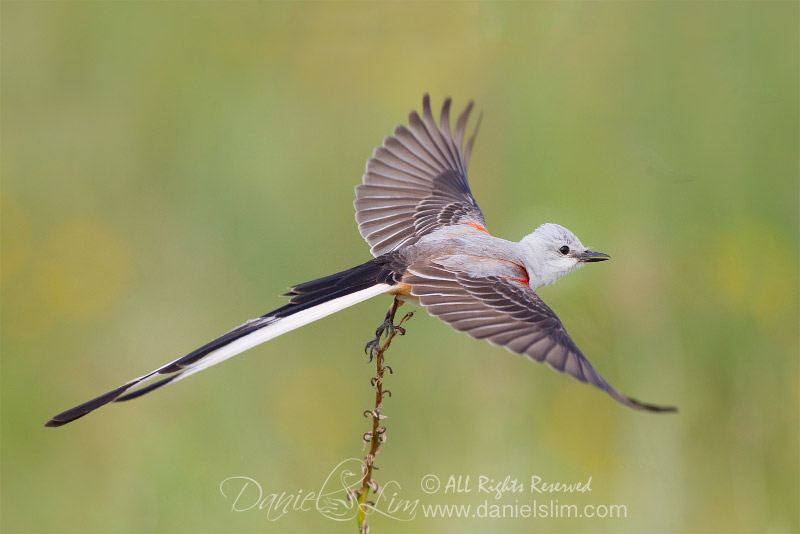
[559,246,570,255]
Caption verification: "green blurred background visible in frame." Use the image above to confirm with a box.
[2,2,797,533]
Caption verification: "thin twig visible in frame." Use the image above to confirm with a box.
[354,297,413,533]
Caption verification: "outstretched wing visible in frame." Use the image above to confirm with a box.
[405,262,676,413]
[354,94,486,257]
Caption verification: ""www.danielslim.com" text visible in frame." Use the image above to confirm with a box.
[421,500,627,519]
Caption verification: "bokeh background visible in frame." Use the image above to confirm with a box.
[2,2,797,533]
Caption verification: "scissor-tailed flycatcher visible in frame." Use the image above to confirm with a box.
[46,95,675,427]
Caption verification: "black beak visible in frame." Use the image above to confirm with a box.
[577,250,610,263]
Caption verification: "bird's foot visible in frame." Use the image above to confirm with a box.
[364,298,404,361]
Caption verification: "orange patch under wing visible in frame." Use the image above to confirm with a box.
[502,262,530,286]
[463,222,490,234]
[389,282,414,297]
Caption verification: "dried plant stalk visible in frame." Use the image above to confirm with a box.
[354,297,413,533]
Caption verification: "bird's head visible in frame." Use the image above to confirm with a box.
[519,223,610,289]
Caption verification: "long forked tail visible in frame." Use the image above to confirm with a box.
[45,260,397,427]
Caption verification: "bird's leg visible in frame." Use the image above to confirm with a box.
[364,297,405,361]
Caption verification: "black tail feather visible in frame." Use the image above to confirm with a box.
[115,375,181,402]
[283,257,398,303]
[44,382,138,427]
[45,257,400,427]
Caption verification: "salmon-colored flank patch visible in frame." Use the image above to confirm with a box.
[389,282,414,297]
[463,222,490,234]
[503,262,530,286]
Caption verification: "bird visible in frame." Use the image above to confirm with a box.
[46,95,676,427]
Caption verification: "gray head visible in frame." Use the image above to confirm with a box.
[519,223,609,289]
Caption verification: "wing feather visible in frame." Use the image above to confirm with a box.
[406,263,676,413]
[355,95,486,256]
